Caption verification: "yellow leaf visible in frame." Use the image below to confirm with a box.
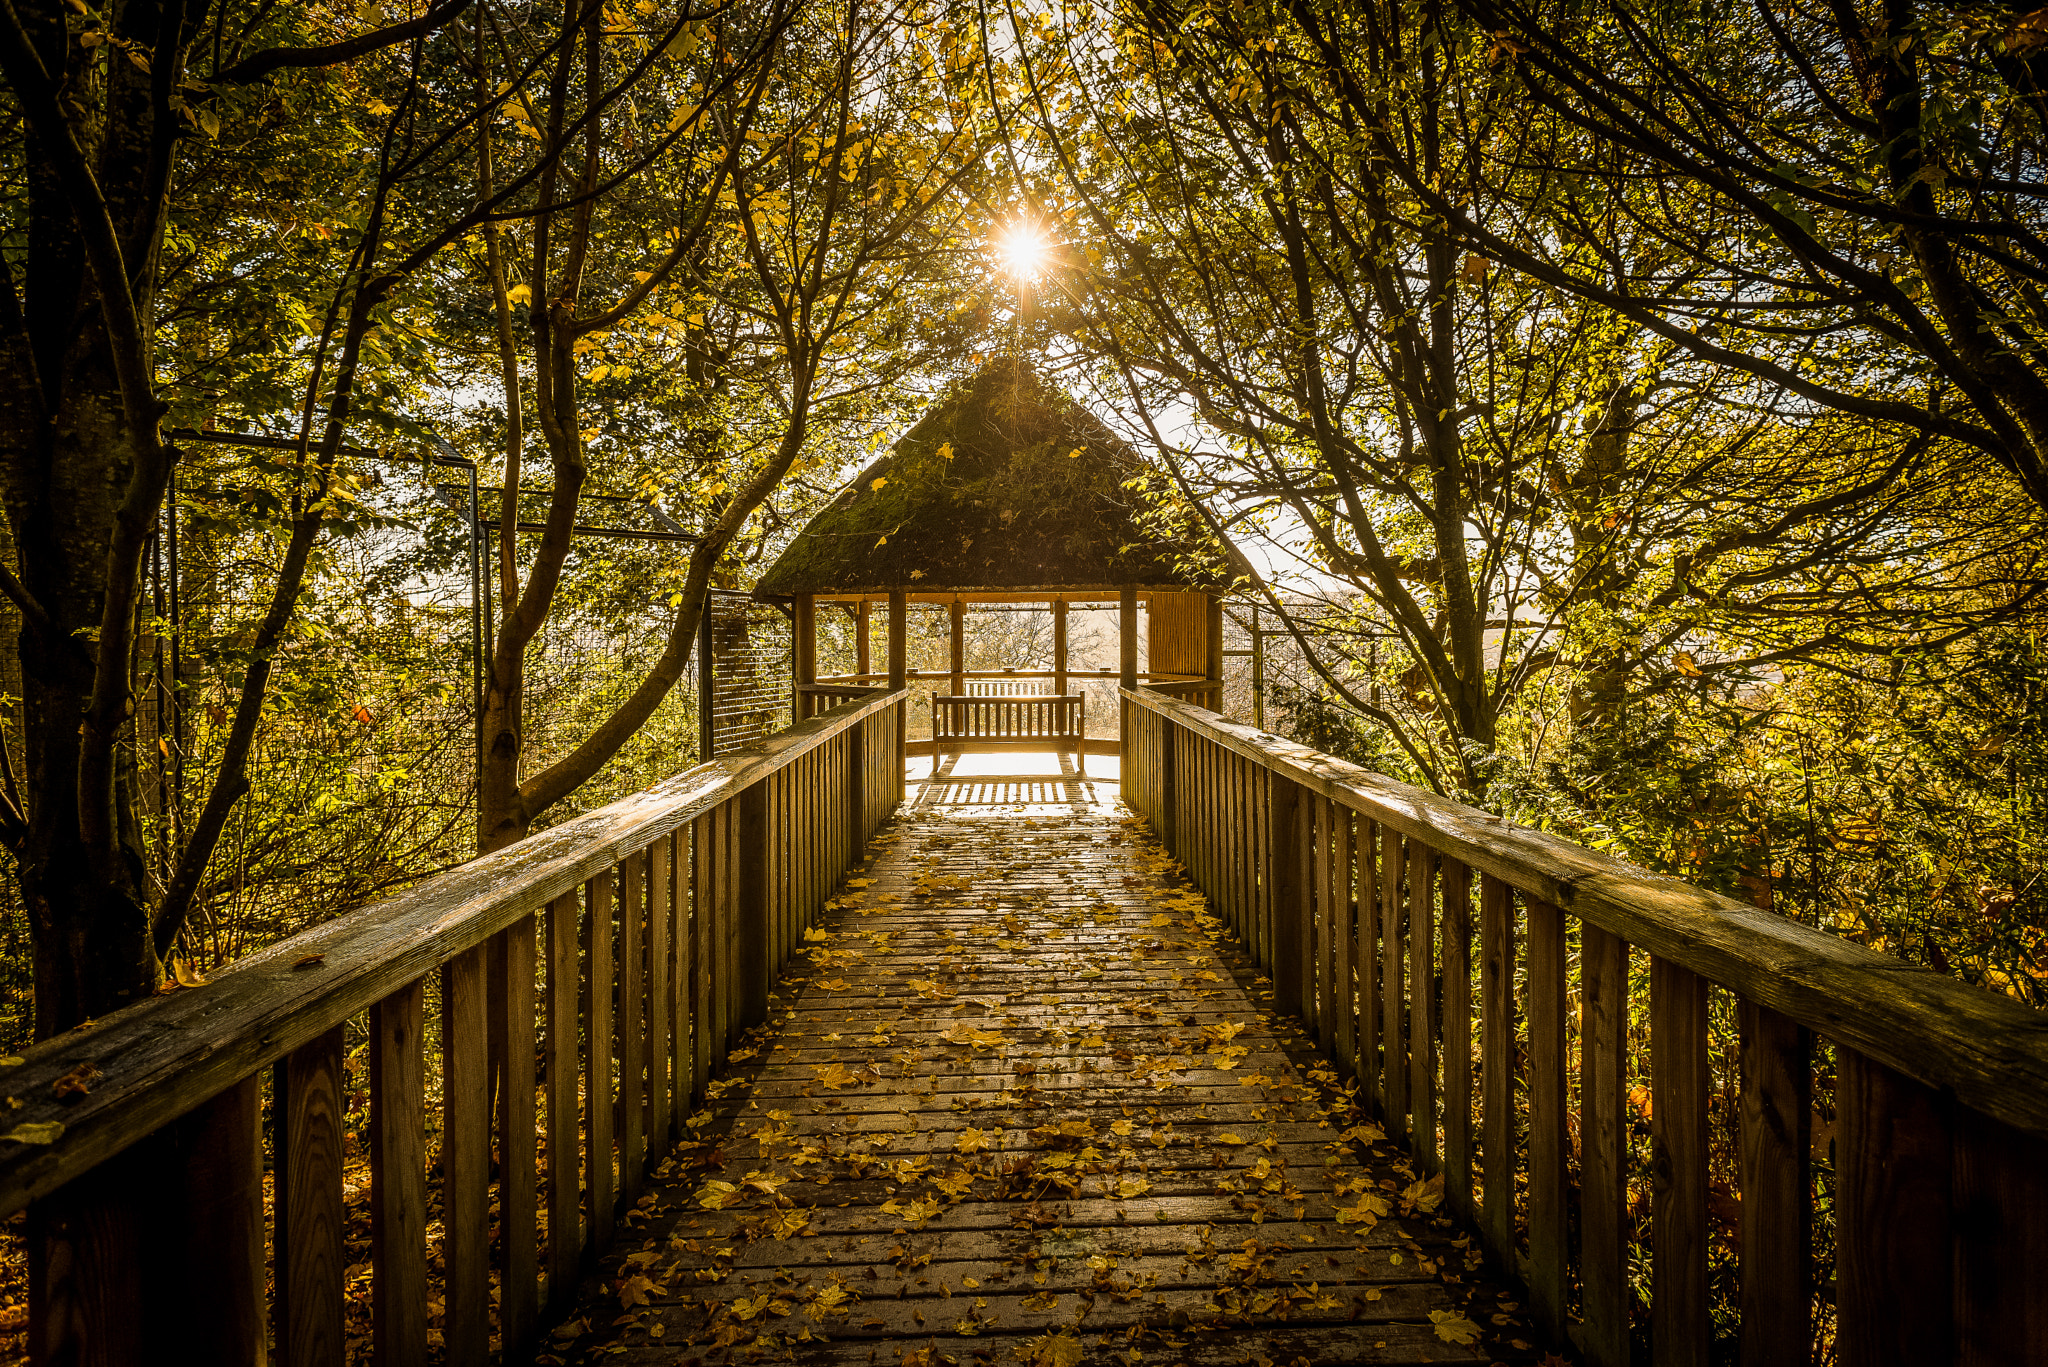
[1215,1132,1247,1146]
[813,1062,861,1089]
[954,1127,991,1153]
[171,958,208,989]
[4,1121,63,1145]
[1402,1173,1444,1213]
[804,927,831,942]
[935,442,953,460]
[1430,1310,1482,1345]
[1674,651,1703,677]
[617,1272,661,1308]
[1336,1192,1391,1225]
[1114,1176,1151,1199]
[870,477,888,492]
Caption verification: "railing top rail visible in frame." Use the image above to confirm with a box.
[0,688,908,1218]
[1125,686,2048,1139]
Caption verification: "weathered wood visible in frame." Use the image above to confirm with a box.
[0,689,907,1222]
[545,890,582,1307]
[1738,999,1808,1367]
[1837,1049,1953,1367]
[1578,924,1629,1367]
[586,868,618,1252]
[1479,873,1514,1253]
[1441,858,1473,1222]
[1333,805,1356,1075]
[1525,898,1566,1339]
[496,916,540,1361]
[1311,795,1330,1045]
[948,595,966,695]
[649,834,674,1152]
[1409,842,1438,1170]
[1650,955,1707,1367]
[277,1025,347,1367]
[1358,818,1380,1104]
[371,983,429,1367]
[168,1076,265,1367]
[1118,587,1138,695]
[1268,773,1305,1018]
[1953,1107,2048,1363]
[443,945,491,1366]
[1119,688,2048,1141]
[1381,825,1407,1136]
[619,849,647,1204]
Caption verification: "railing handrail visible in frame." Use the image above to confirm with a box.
[1125,685,2048,1140]
[0,687,908,1219]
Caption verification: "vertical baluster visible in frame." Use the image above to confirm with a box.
[619,852,646,1204]
[585,869,617,1251]
[1380,826,1407,1138]
[1356,818,1379,1104]
[1311,796,1331,1046]
[721,798,741,1048]
[443,945,491,1365]
[1738,999,1809,1367]
[650,835,674,1153]
[1526,898,1567,1338]
[1650,955,1708,1367]
[1952,1108,2048,1365]
[1836,1050,1953,1367]
[1332,807,1355,1076]
[1441,858,1473,1221]
[1410,843,1438,1169]
[1268,775,1305,1017]
[496,915,539,1361]
[740,780,769,1028]
[276,1026,346,1367]
[692,814,714,1094]
[546,890,581,1308]
[167,1076,266,1367]
[1480,873,1516,1254]
[1579,924,1629,1367]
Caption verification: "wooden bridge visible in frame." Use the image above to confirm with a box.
[3,685,2045,1367]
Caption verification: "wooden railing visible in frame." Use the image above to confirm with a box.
[1122,687,2048,1367]
[797,680,887,717]
[933,694,1087,773]
[1,689,906,1367]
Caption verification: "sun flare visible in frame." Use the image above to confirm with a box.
[994,221,1052,283]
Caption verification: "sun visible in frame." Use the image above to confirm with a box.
[994,221,1052,283]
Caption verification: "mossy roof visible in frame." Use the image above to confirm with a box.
[757,360,1221,597]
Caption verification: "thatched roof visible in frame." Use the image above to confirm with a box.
[758,360,1221,597]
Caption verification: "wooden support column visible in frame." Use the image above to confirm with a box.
[1119,588,1139,755]
[855,599,872,680]
[948,596,965,696]
[888,589,907,797]
[1205,593,1224,712]
[794,593,816,719]
[1052,598,1069,695]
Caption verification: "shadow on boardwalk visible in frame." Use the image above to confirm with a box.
[552,754,1554,1367]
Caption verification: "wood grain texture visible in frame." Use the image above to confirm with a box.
[1332,807,1356,1076]
[164,1076,264,1367]
[1524,899,1566,1339]
[496,917,540,1362]
[1650,956,1707,1367]
[585,869,618,1252]
[650,834,674,1151]
[1952,1108,2048,1364]
[1737,999,1808,1367]
[1268,774,1305,1019]
[278,1025,347,1367]
[442,945,491,1366]
[1121,689,2048,1141]
[1409,842,1437,1170]
[1358,819,1380,1105]
[1836,1050,1953,1367]
[1381,825,1407,1139]
[371,983,429,1367]
[546,890,582,1307]
[1441,858,1473,1223]
[1479,873,1515,1254]
[619,850,647,1205]
[1578,925,1629,1367]
[0,689,907,1219]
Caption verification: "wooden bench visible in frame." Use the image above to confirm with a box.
[932,693,1086,774]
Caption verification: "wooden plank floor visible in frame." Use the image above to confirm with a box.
[555,757,1539,1366]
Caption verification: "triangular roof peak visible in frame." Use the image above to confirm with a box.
[757,359,1222,597]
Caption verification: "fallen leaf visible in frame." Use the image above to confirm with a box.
[4,1121,63,1145]
[50,1064,98,1102]
[170,958,208,989]
[1430,1309,1482,1344]
[292,953,326,970]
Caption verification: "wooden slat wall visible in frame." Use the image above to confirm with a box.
[1116,685,2048,1367]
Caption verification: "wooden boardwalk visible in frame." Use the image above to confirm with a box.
[560,758,1529,1366]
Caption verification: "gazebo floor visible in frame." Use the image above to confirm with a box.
[557,755,1550,1366]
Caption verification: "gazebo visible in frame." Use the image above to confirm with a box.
[756,359,1229,762]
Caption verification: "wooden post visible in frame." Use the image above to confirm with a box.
[1579,925,1629,1367]
[856,598,871,680]
[738,780,770,1027]
[948,596,965,696]
[888,589,907,796]
[544,891,581,1309]
[697,596,715,760]
[1651,956,1709,1367]
[794,593,816,719]
[442,947,491,1366]
[1052,598,1068,695]
[277,1026,347,1367]
[1119,588,1138,755]
[1268,775,1306,1018]
[1837,1051,1954,1367]
[1739,1000,1809,1367]
[583,870,616,1254]
[372,983,430,1367]
[1205,593,1224,712]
